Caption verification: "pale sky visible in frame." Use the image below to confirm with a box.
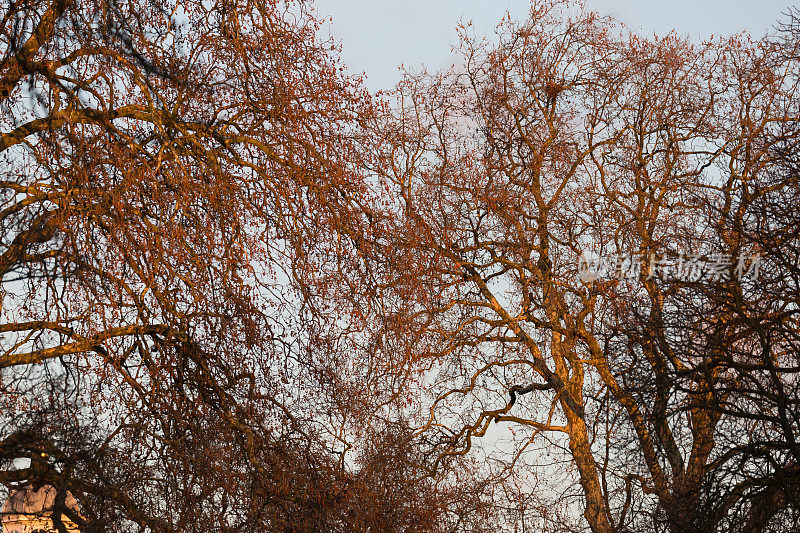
[314,0,795,90]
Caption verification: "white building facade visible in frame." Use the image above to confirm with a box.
[1,486,80,533]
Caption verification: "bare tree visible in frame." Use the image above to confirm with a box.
[324,2,800,531]
[0,0,449,530]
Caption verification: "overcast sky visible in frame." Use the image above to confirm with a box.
[314,0,794,90]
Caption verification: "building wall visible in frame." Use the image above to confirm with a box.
[2,515,80,533]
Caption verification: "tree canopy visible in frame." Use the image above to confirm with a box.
[2,1,800,532]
